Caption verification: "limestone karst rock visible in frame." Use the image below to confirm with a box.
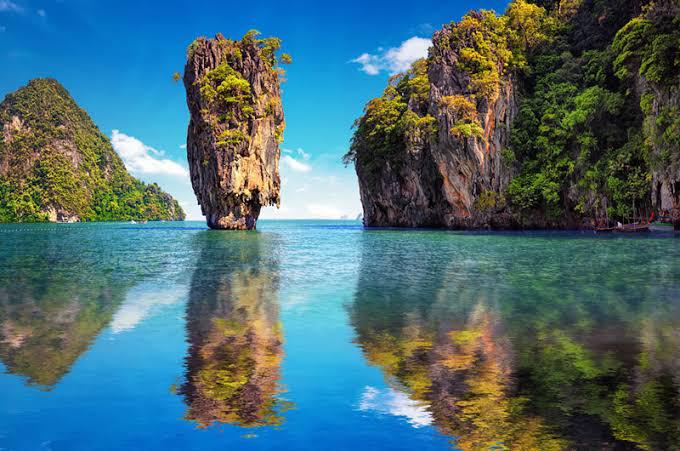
[0,78,184,222]
[347,0,680,230]
[183,32,287,230]
[347,13,519,229]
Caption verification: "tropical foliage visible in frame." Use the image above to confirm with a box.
[0,78,184,222]
[347,0,679,224]
[343,58,434,176]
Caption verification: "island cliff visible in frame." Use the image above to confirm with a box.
[346,0,680,230]
[183,31,289,230]
[0,79,185,222]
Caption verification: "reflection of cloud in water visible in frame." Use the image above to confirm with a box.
[280,291,312,312]
[358,385,433,428]
[110,283,186,334]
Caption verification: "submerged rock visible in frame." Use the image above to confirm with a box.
[183,32,288,230]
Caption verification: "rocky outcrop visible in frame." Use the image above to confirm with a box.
[183,32,286,230]
[640,1,680,229]
[0,78,185,222]
[350,0,679,230]
[429,25,518,229]
[649,83,680,228]
[351,13,519,229]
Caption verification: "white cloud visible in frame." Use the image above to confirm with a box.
[0,1,22,13]
[281,154,312,173]
[260,150,361,220]
[352,36,431,75]
[296,148,310,160]
[36,8,45,17]
[305,203,343,219]
[359,385,433,428]
[352,53,381,75]
[179,144,186,149]
[111,130,188,177]
[283,147,310,160]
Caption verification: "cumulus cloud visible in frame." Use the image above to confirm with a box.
[359,385,433,428]
[352,37,431,75]
[305,203,343,219]
[283,147,311,160]
[110,130,188,177]
[282,154,312,173]
[260,149,362,220]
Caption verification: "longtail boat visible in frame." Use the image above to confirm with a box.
[617,222,650,233]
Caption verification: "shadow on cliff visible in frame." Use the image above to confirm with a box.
[179,230,292,428]
[348,232,680,449]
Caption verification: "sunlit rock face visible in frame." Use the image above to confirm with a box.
[349,15,518,230]
[180,233,290,428]
[183,33,285,230]
[349,0,679,230]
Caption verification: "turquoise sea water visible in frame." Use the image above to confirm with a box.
[0,220,679,450]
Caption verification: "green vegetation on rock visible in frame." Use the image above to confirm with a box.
[0,78,185,222]
[347,0,680,227]
[344,58,434,173]
[506,0,662,222]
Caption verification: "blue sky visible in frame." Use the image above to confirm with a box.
[0,0,510,219]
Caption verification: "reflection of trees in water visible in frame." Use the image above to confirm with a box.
[181,232,290,428]
[0,232,130,388]
[350,234,680,450]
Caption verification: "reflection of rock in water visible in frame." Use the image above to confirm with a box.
[181,232,289,428]
[349,235,680,450]
[353,294,563,449]
[350,237,559,448]
[0,235,129,388]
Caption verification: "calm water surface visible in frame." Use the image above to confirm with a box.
[1,221,679,450]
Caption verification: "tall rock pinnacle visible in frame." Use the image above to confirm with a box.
[184,32,288,230]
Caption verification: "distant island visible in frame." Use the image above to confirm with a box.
[345,0,679,230]
[0,78,184,223]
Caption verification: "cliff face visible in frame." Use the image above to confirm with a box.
[350,11,522,229]
[631,1,680,228]
[0,78,185,222]
[428,22,518,229]
[349,0,680,229]
[651,81,680,227]
[183,32,287,230]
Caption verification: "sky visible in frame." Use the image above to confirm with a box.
[0,0,511,220]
